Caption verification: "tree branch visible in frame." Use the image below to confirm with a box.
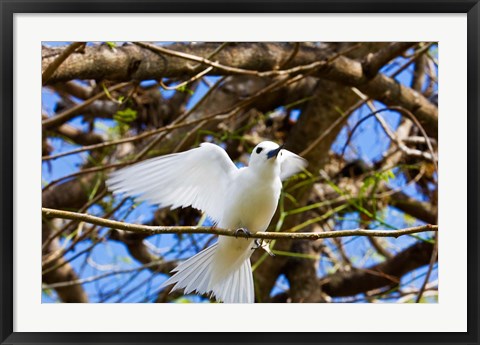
[42,42,437,137]
[42,259,174,289]
[270,240,436,301]
[42,82,132,129]
[362,42,416,78]
[390,191,438,224]
[42,42,85,85]
[52,123,104,146]
[42,207,437,240]
[320,241,436,298]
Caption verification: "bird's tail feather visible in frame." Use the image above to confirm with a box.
[161,243,254,303]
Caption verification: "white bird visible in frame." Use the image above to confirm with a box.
[106,141,307,303]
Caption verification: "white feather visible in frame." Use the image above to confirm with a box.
[279,150,308,180]
[106,143,237,223]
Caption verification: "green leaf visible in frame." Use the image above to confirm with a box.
[114,107,137,124]
[286,204,349,233]
[120,256,133,264]
[378,169,395,182]
[173,297,192,303]
[176,84,194,95]
[42,287,54,297]
[106,41,116,49]
[403,213,416,226]
[360,176,375,196]
[283,96,315,109]
[272,250,319,260]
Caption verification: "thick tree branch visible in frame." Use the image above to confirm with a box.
[362,42,416,78]
[390,191,438,225]
[271,240,436,301]
[41,176,106,303]
[42,207,437,240]
[52,123,104,146]
[42,42,437,137]
[41,42,331,82]
[320,241,436,298]
[42,42,85,85]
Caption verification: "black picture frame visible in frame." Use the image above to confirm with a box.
[1,1,478,344]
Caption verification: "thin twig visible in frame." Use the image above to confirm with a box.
[341,107,438,171]
[42,207,438,241]
[42,189,107,250]
[390,43,435,78]
[42,82,132,129]
[42,259,169,289]
[415,232,438,303]
[42,162,127,191]
[42,74,299,189]
[352,88,434,162]
[135,41,356,79]
[300,96,369,158]
[279,42,300,68]
[159,66,213,91]
[42,76,230,162]
[41,50,342,163]
[42,196,128,267]
[159,42,229,91]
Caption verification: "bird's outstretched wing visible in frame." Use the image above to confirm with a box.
[280,150,308,181]
[106,143,238,223]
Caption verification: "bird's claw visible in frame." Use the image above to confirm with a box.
[234,227,252,238]
[251,239,275,257]
[252,239,262,250]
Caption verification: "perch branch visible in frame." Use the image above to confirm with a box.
[42,208,437,240]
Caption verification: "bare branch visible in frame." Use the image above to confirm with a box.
[42,42,437,137]
[42,42,85,85]
[42,259,174,289]
[320,241,436,298]
[42,82,132,129]
[52,123,104,146]
[390,191,438,224]
[42,207,438,241]
[362,42,417,78]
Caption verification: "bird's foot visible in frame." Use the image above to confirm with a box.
[251,239,275,257]
[252,239,262,250]
[234,227,252,238]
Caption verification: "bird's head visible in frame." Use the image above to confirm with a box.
[249,140,308,181]
[248,141,284,175]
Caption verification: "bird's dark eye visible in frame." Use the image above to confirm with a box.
[256,147,263,154]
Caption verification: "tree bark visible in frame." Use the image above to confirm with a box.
[42,42,437,137]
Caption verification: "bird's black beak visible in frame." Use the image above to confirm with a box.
[267,144,284,159]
